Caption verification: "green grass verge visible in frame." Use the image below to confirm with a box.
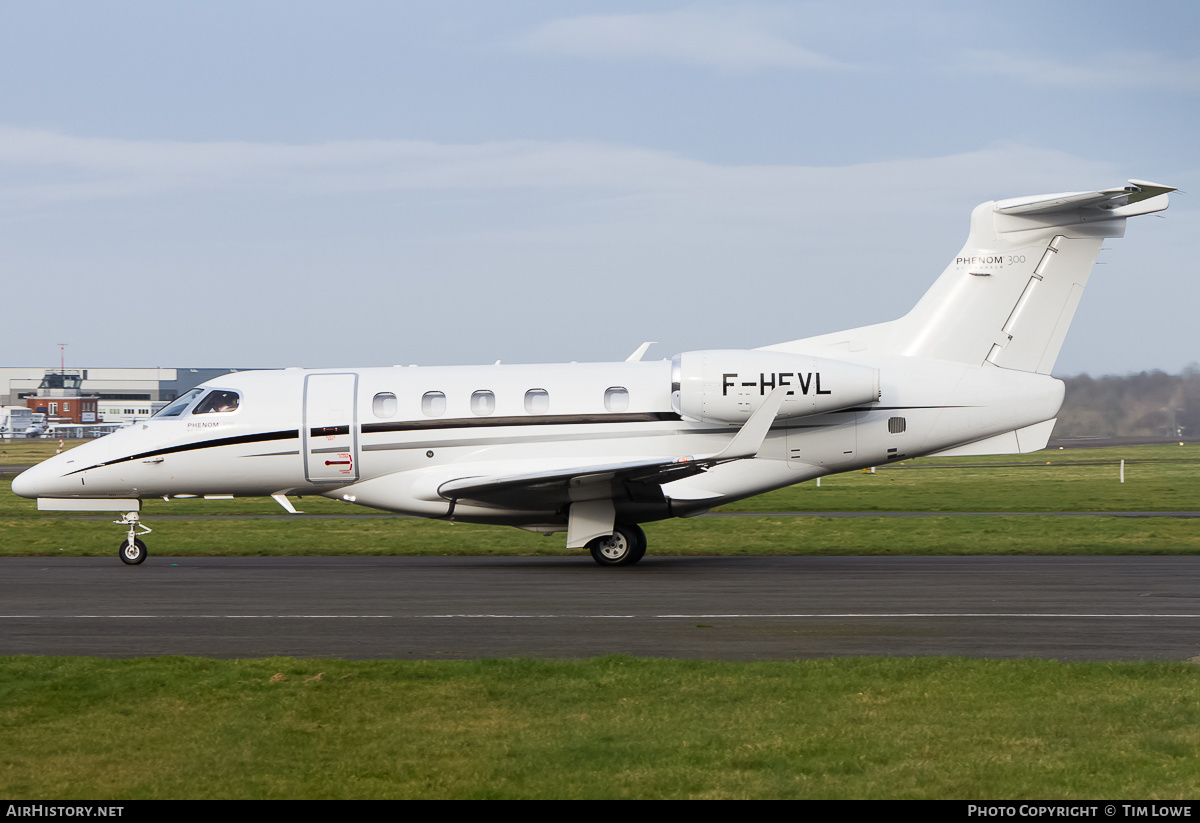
[722,444,1200,513]
[3,512,1200,557]
[4,445,1198,518]
[0,439,84,466]
[5,446,1199,800]
[2,655,1198,799]
[3,444,1200,557]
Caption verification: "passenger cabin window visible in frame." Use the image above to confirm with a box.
[422,391,446,417]
[192,390,241,415]
[372,392,397,418]
[524,389,549,414]
[604,386,629,413]
[471,390,496,416]
[153,388,204,418]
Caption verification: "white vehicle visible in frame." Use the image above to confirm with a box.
[12,181,1174,566]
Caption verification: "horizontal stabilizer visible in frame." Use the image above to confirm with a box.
[996,180,1176,217]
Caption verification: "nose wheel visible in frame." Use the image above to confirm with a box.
[120,537,148,565]
[115,512,152,565]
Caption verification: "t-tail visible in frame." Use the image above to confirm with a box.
[767,180,1175,372]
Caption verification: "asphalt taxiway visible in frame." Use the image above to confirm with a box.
[2,556,1199,661]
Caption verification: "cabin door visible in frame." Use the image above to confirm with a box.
[302,372,360,484]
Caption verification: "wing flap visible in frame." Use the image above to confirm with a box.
[437,455,710,502]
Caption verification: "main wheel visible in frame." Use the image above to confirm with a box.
[119,538,147,565]
[588,525,646,567]
[625,524,647,563]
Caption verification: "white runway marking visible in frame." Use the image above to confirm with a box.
[4,613,1200,620]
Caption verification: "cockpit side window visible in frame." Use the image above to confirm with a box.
[153,388,204,418]
[192,390,241,415]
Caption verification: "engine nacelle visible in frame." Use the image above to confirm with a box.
[671,350,880,424]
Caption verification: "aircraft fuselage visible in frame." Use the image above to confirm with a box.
[13,355,1063,527]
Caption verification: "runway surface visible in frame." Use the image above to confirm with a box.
[3,556,1200,662]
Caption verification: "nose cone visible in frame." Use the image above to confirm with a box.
[11,464,49,499]
[11,450,89,499]
[11,431,133,499]
[11,458,79,499]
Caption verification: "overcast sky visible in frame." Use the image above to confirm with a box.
[2,1,1197,376]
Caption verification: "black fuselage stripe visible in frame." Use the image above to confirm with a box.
[361,412,682,433]
[61,405,956,475]
[62,414,681,475]
[65,429,301,475]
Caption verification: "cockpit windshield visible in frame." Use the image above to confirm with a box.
[152,388,204,418]
[192,390,241,415]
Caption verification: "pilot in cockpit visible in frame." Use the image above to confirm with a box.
[192,390,240,415]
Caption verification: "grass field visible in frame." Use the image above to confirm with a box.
[4,442,1199,799]
[2,442,1197,558]
[725,446,1200,513]
[5,505,1200,558]
[6,441,1197,514]
[3,655,1199,800]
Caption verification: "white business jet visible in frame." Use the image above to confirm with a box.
[12,180,1174,566]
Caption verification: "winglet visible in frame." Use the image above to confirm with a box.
[625,342,656,362]
[714,386,790,461]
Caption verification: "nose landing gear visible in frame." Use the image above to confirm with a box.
[115,512,152,565]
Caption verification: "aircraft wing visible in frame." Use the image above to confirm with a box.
[437,386,791,511]
[438,455,713,509]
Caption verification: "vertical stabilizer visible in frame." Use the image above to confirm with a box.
[893,180,1173,373]
[764,181,1173,373]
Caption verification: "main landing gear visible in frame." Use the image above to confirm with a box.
[116,512,152,565]
[587,524,647,567]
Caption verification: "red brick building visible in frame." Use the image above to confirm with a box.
[24,372,101,424]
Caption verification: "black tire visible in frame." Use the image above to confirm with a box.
[119,538,147,565]
[625,523,647,563]
[588,525,646,567]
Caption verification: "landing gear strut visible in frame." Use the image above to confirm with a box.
[587,524,647,567]
[115,512,151,565]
